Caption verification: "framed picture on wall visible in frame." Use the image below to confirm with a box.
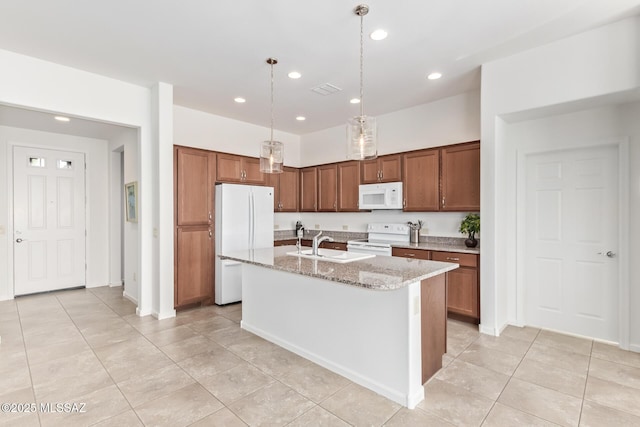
[125,181,138,222]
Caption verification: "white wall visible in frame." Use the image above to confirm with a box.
[480,16,640,346]
[0,126,110,297]
[108,128,139,302]
[173,105,302,167]
[0,48,156,315]
[275,211,468,238]
[300,91,480,167]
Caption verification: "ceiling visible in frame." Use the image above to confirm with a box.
[0,0,639,136]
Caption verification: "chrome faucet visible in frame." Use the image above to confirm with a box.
[312,231,334,255]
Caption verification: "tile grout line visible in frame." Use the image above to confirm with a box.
[576,339,595,427]
[14,297,43,427]
[56,288,146,427]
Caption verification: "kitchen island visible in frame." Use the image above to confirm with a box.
[218,246,458,408]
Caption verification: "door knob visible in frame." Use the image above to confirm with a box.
[598,251,616,258]
[16,238,23,243]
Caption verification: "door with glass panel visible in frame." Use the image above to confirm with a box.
[13,146,86,295]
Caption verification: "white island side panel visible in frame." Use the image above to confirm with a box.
[240,263,424,408]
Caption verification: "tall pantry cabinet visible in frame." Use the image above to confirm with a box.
[174,146,216,309]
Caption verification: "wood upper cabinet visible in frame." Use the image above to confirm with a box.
[402,149,440,211]
[175,146,215,226]
[440,141,480,211]
[267,166,299,212]
[299,167,318,212]
[361,154,402,183]
[318,164,338,212]
[216,153,265,185]
[174,146,216,309]
[337,161,360,212]
[431,251,479,323]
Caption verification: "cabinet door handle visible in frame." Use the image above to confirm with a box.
[380,170,383,180]
[442,196,445,208]
[333,201,336,209]
[406,253,415,257]
[209,211,212,221]
[446,257,460,261]
[403,198,406,207]
[209,229,212,238]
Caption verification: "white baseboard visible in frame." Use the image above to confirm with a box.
[123,291,138,305]
[109,281,123,288]
[152,309,176,320]
[629,343,640,353]
[0,294,14,302]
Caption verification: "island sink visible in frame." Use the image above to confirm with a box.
[286,248,375,263]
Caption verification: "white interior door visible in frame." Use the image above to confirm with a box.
[13,146,86,295]
[524,145,618,341]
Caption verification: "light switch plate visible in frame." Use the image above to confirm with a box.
[342,225,348,230]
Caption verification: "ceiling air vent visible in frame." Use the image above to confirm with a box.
[310,83,342,96]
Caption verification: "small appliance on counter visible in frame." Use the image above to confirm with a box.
[295,221,305,239]
[346,223,410,256]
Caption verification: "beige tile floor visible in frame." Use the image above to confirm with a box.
[1,286,639,426]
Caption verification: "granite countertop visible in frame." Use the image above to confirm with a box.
[219,245,458,291]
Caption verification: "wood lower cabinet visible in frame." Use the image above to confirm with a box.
[391,247,430,260]
[300,167,318,212]
[319,241,347,251]
[402,149,440,211]
[337,161,360,212]
[440,142,480,211]
[267,166,299,212]
[274,239,297,246]
[175,226,213,306]
[432,251,479,323]
[361,154,402,184]
[216,153,265,185]
[174,146,216,309]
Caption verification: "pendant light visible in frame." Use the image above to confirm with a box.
[260,57,284,173]
[347,4,377,161]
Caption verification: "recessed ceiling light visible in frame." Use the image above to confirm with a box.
[296,116,306,121]
[54,116,70,122]
[350,98,361,104]
[427,72,442,80]
[370,29,388,41]
[234,97,246,103]
[288,71,302,79]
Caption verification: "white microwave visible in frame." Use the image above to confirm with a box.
[358,182,403,210]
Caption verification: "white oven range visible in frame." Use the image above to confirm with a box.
[346,223,410,256]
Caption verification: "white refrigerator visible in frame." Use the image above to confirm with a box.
[215,183,274,305]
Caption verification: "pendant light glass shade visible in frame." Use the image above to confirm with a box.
[347,115,377,160]
[347,4,377,161]
[260,57,284,173]
[260,140,283,173]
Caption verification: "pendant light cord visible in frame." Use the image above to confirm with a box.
[270,61,275,142]
[359,12,364,119]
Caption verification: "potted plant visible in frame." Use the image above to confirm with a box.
[459,213,480,248]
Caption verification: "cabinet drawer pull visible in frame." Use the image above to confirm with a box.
[406,253,415,257]
[446,257,460,261]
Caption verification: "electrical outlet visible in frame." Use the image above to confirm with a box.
[274,224,280,229]
[342,225,348,230]
[133,272,137,282]
[0,225,5,235]
[315,224,320,229]
[413,296,420,315]
[153,227,158,238]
